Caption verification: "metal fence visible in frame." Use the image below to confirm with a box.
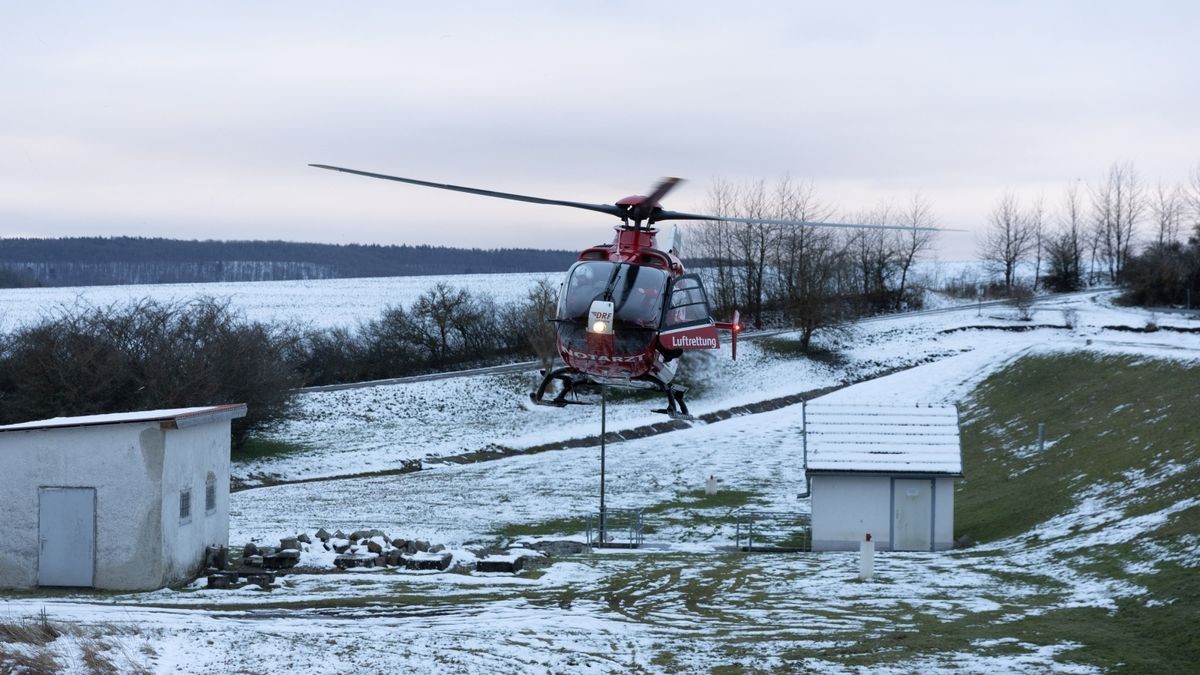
[586,508,645,548]
[734,510,811,552]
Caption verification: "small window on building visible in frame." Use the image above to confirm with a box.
[179,488,192,522]
[205,473,216,513]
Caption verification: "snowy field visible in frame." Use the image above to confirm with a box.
[3,282,1198,672]
[0,261,995,333]
[0,271,555,331]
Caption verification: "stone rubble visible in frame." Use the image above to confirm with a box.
[205,531,577,589]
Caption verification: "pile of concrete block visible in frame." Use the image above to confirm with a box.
[472,547,550,574]
[204,541,298,590]
[313,529,453,572]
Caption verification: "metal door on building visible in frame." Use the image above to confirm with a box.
[892,478,933,551]
[38,487,96,587]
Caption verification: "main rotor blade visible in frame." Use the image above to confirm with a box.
[309,164,625,218]
[654,209,955,232]
[642,177,683,209]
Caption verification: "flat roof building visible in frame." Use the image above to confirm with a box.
[804,403,962,552]
[0,404,245,590]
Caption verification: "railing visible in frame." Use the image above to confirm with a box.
[734,510,811,552]
[586,508,645,548]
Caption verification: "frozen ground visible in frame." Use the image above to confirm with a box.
[3,288,1197,673]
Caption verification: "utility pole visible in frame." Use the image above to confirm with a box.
[599,385,607,544]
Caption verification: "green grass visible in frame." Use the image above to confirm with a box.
[233,437,308,463]
[641,488,758,515]
[956,353,1200,543]
[494,516,588,540]
[758,331,844,360]
[492,489,761,541]
[947,353,1200,672]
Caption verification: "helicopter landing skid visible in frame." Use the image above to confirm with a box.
[651,385,692,420]
[530,366,584,408]
[528,393,591,408]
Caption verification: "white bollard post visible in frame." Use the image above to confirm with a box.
[859,533,874,581]
[705,475,718,496]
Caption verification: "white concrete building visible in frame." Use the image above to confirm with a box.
[0,404,245,590]
[804,403,962,552]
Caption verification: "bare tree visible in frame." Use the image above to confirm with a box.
[1186,163,1200,240]
[1150,181,1185,247]
[979,191,1034,289]
[730,180,775,328]
[411,283,471,361]
[1044,182,1086,292]
[1027,195,1046,291]
[846,201,898,311]
[771,175,835,305]
[891,193,938,310]
[694,178,741,314]
[769,176,849,350]
[1090,161,1144,280]
[519,277,560,372]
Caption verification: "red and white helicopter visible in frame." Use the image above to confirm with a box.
[310,165,938,418]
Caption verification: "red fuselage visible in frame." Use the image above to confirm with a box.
[556,227,683,382]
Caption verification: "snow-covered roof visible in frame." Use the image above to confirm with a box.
[804,403,962,476]
[0,404,247,433]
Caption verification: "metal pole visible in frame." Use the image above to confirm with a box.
[599,385,607,544]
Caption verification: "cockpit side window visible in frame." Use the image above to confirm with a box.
[664,275,712,327]
[560,261,614,321]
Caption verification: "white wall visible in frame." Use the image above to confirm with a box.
[0,424,164,590]
[810,474,958,552]
[159,421,231,586]
[811,475,892,551]
[0,418,232,590]
[934,477,955,551]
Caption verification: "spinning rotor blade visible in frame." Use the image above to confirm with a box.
[654,210,953,232]
[311,164,957,232]
[642,177,683,209]
[309,164,625,218]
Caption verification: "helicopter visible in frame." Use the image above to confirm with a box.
[309,164,940,418]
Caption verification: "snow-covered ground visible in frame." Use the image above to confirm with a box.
[2,286,1197,673]
[0,271,555,331]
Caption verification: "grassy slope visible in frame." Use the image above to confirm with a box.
[954,353,1200,673]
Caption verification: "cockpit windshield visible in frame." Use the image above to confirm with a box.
[559,261,668,327]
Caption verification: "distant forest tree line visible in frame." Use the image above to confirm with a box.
[0,237,578,287]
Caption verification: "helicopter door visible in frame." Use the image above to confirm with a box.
[658,274,721,351]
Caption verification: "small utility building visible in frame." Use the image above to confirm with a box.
[0,404,245,590]
[804,403,962,552]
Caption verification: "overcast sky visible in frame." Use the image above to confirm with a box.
[2,1,1197,259]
